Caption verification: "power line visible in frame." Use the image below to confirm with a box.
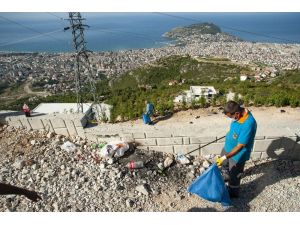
[154,12,299,44]
[45,12,68,26]
[0,15,64,43]
[46,12,64,20]
[88,26,158,43]
[0,29,63,47]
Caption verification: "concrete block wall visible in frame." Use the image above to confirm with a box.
[6,115,88,138]
[119,132,300,160]
[4,113,299,160]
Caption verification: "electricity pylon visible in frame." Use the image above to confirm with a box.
[65,12,97,114]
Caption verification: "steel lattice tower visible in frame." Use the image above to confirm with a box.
[66,12,97,113]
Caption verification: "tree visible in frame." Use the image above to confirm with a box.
[199,96,207,108]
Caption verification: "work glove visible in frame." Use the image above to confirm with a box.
[216,155,227,167]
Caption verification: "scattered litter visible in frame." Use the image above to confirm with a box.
[199,167,206,174]
[99,163,106,169]
[99,141,129,158]
[107,158,115,165]
[60,141,76,153]
[202,160,210,169]
[157,162,164,170]
[204,154,216,161]
[176,154,190,165]
[127,161,144,169]
[91,142,106,149]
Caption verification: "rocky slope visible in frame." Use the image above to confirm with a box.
[0,125,299,212]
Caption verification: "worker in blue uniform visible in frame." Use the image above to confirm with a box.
[216,101,257,198]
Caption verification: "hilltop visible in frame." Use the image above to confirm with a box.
[163,22,241,43]
[164,22,221,38]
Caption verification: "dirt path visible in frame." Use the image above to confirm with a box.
[23,78,50,97]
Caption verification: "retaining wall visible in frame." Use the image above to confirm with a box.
[3,113,88,138]
[3,112,299,160]
[117,132,300,161]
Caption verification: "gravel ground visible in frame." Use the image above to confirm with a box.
[0,125,299,212]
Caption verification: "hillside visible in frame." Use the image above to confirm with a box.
[163,22,241,43]
[1,55,300,122]
[164,22,222,39]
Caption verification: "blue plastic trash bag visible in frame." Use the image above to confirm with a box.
[142,113,151,124]
[187,163,231,206]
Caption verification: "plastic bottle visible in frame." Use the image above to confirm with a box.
[127,161,144,169]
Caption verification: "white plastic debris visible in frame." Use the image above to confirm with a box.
[204,154,216,160]
[60,141,76,153]
[202,160,210,169]
[157,163,164,170]
[176,154,190,165]
[99,141,129,158]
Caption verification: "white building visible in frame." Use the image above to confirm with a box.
[33,103,113,121]
[174,86,217,103]
[240,75,248,81]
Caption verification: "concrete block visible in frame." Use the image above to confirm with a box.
[148,146,174,154]
[97,137,121,143]
[65,120,78,137]
[75,127,86,138]
[146,132,172,138]
[88,135,98,142]
[41,119,54,133]
[156,137,183,146]
[255,136,265,140]
[120,133,134,142]
[172,132,189,137]
[183,137,190,145]
[261,152,269,159]
[250,152,262,161]
[173,144,200,156]
[50,118,66,129]
[28,118,44,130]
[9,120,22,128]
[20,119,32,130]
[200,143,224,156]
[253,139,282,152]
[132,133,145,139]
[135,138,157,146]
[265,136,281,140]
[121,136,134,143]
[119,133,133,138]
[136,146,149,151]
[190,136,216,144]
[72,118,85,127]
[54,128,70,137]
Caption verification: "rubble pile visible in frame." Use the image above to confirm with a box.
[0,125,299,212]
